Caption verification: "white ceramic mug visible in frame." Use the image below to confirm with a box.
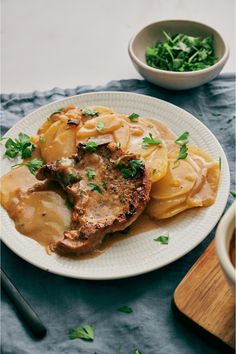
[215,202,236,293]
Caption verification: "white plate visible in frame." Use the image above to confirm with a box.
[0,92,230,280]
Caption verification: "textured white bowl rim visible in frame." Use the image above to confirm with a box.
[0,91,230,280]
[215,201,236,284]
[128,19,230,76]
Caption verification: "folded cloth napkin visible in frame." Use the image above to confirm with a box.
[1,75,235,354]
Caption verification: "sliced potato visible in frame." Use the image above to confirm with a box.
[77,115,122,138]
[145,145,168,182]
[87,105,115,115]
[151,158,197,200]
[127,119,162,157]
[113,120,130,150]
[42,129,76,162]
[146,195,189,220]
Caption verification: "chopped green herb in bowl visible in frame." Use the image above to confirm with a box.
[146,31,216,72]
[128,20,229,90]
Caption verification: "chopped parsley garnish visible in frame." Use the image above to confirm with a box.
[117,306,133,314]
[65,198,73,210]
[212,112,221,117]
[39,136,46,143]
[128,113,139,122]
[99,181,107,190]
[154,233,169,244]
[142,133,162,148]
[230,191,236,198]
[96,121,105,131]
[175,131,189,162]
[175,131,189,145]
[63,172,78,186]
[83,141,98,152]
[85,167,96,181]
[219,157,221,170]
[4,133,35,159]
[12,158,44,175]
[146,31,216,72]
[49,108,63,118]
[88,182,103,194]
[134,350,142,354]
[82,108,99,117]
[68,324,94,341]
[117,159,144,179]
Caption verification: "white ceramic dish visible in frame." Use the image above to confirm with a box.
[215,202,236,292]
[128,20,229,90]
[0,92,230,280]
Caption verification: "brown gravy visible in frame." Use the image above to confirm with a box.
[0,166,158,258]
[229,229,236,267]
[78,213,158,260]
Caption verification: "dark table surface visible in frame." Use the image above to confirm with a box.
[1,75,235,354]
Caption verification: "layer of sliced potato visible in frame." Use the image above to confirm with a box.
[36,104,220,221]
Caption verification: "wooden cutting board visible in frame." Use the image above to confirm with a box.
[172,240,235,351]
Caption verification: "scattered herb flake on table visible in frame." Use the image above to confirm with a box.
[117,305,133,313]
[211,112,221,117]
[230,191,236,198]
[68,324,95,341]
[146,31,216,72]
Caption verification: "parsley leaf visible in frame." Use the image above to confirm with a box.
[12,158,44,175]
[134,350,142,354]
[143,133,162,148]
[88,182,103,194]
[175,131,189,162]
[82,108,99,117]
[230,191,236,198]
[49,108,63,118]
[65,198,73,209]
[68,324,94,341]
[154,233,169,244]
[83,141,98,152]
[128,113,139,122]
[175,131,189,145]
[146,32,216,72]
[117,159,144,179]
[117,306,133,313]
[96,121,105,131]
[4,133,35,159]
[85,167,96,181]
[176,144,188,162]
[212,112,221,117]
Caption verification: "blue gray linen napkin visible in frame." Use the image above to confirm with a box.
[1,75,235,354]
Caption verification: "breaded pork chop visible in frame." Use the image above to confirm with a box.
[36,143,151,255]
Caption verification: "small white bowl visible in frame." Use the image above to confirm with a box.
[128,20,229,90]
[215,202,236,293]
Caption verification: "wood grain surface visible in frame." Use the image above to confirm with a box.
[173,240,235,349]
